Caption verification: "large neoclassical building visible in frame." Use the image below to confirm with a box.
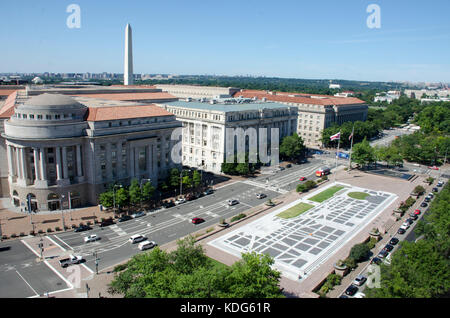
[0,91,181,211]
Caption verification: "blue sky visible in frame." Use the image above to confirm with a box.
[1,0,449,82]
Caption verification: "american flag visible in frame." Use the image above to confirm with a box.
[330,132,340,141]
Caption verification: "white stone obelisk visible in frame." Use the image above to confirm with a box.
[124,23,133,86]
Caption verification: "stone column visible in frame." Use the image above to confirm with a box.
[146,144,152,179]
[56,146,63,180]
[76,144,82,177]
[129,146,135,178]
[116,142,123,179]
[62,146,69,180]
[16,147,27,187]
[15,147,22,179]
[20,147,28,180]
[134,147,140,178]
[106,143,112,181]
[152,143,158,183]
[33,148,40,182]
[39,148,47,181]
[6,145,14,180]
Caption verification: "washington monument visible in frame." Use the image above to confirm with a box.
[124,23,133,85]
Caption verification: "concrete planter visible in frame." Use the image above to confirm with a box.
[333,263,348,277]
[369,229,382,241]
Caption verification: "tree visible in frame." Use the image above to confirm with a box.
[280,133,306,161]
[168,168,181,189]
[99,190,114,208]
[141,181,155,202]
[182,175,193,191]
[128,179,141,206]
[115,187,129,209]
[352,138,375,168]
[169,236,209,274]
[192,170,202,189]
[349,243,371,262]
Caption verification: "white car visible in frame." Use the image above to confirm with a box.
[353,292,366,298]
[84,234,100,243]
[400,223,410,230]
[129,234,146,244]
[175,198,186,205]
[352,275,367,286]
[138,240,157,251]
[228,199,239,206]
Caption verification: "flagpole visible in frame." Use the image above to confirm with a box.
[348,125,355,171]
[334,131,340,184]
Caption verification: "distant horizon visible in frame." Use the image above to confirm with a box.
[1,0,449,83]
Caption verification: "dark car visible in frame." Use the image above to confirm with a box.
[118,215,132,222]
[99,219,115,227]
[397,228,406,235]
[420,202,428,208]
[74,225,91,232]
[378,250,389,259]
[185,193,196,201]
[424,197,430,202]
[345,285,358,296]
[203,189,214,195]
[409,213,418,220]
[163,201,175,208]
[383,244,394,252]
[286,164,292,168]
[192,217,205,225]
[389,237,399,245]
[371,257,382,265]
[406,218,414,225]
[432,187,438,192]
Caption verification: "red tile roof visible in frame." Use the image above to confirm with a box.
[72,92,177,101]
[0,91,18,118]
[86,104,173,122]
[233,90,365,106]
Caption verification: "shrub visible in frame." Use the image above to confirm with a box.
[19,232,25,237]
[29,231,35,236]
[296,184,308,193]
[86,221,92,226]
[1,235,7,240]
[11,233,17,238]
[326,273,342,286]
[305,180,317,190]
[113,263,128,272]
[38,229,44,234]
[79,223,84,227]
[206,228,214,233]
[366,237,378,250]
[413,185,425,195]
[47,228,53,233]
[349,244,371,262]
[71,224,76,229]
[230,213,246,222]
[55,227,61,231]
[343,257,357,270]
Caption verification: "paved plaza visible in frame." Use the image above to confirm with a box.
[208,182,397,281]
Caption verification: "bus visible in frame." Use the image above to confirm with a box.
[316,167,331,177]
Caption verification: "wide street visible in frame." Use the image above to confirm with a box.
[0,156,336,297]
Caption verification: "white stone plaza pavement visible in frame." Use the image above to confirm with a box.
[208,182,397,281]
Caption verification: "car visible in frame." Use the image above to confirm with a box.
[353,292,366,298]
[299,177,307,181]
[389,237,399,245]
[185,193,196,201]
[74,225,91,232]
[175,198,186,205]
[428,192,434,198]
[371,257,382,265]
[437,181,444,187]
[352,275,367,286]
[286,164,292,168]
[420,202,428,208]
[279,167,285,171]
[378,250,389,259]
[191,217,205,224]
[428,166,439,170]
[344,285,358,296]
[84,234,100,243]
[131,211,146,219]
[383,244,394,252]
[228,199,239,206]
[129,234,146,244]
[397,228,406,235]
[118,215,132,222]
[138,240,157,251]
[59,255,84,268]
[414,209,421,215]
[424,197,430,202]
[400,222,410,230]
[432,187,439,192]
[256,193,267,199]
[405,218,414,225]
[99,218,115,227]
[203,189,214,195]
[339,295,349,298]
[409,213,418,220]
[162,201,175,208]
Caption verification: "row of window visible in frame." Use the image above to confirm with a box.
[15,112,76,120]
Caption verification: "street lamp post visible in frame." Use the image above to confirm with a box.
[93,251,99,275]
[60,195,65,230]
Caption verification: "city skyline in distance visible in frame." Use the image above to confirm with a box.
[0,0,450,83]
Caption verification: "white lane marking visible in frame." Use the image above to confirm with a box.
[47,235,68,252]
[21,240,41,258]
[16,270,39,297]
[28,286,73,298]
[81,263,94,274]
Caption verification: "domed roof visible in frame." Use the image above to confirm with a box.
[20,93,86,110]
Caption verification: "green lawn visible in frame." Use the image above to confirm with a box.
[277,202,314,219]
[208,257,229,269]
[309,186,345,203]
[347,192,369,200]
